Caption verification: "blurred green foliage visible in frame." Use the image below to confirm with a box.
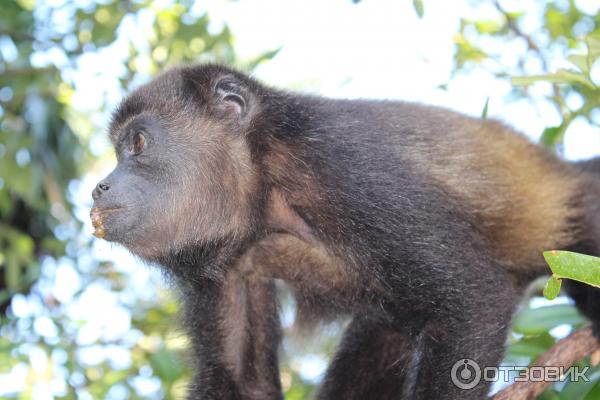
[454,0,600,149]
[0,0,81,311]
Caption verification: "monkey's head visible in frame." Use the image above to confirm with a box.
[91,65,264,262]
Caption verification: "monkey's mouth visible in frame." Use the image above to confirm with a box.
[90,207,122,238]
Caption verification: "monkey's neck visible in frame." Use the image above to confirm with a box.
[157,236,255,284]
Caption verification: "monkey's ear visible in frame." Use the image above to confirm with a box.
[213,77,251,118]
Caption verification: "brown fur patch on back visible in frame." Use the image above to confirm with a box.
[416,117,583,271]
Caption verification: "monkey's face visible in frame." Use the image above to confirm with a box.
[91,67,260,261]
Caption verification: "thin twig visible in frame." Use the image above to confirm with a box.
[493,327,599,400]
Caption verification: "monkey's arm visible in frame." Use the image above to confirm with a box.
[178,271,282,400]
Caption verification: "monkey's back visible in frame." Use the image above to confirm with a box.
[298,98,585,273]
[409,107,582,272]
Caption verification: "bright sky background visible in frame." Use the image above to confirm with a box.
[73,0,600,163]
[199,0,600,159]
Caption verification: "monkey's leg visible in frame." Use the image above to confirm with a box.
[180,273,282,400]
[317,317,420,400]
[319,270,514,399]
[409,280,515,400]
[316,313,508,400]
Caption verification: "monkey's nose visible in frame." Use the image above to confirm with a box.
[92,181,110,200]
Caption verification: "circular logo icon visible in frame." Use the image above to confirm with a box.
[451,359,481,389]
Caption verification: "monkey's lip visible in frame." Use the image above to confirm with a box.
[90,207,122,238]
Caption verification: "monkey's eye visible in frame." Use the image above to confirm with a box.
[128,132,146,155]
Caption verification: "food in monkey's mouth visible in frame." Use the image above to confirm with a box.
[90,207,124,238]
[90,207,106,238]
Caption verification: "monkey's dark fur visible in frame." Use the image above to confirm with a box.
[91,64,600,399]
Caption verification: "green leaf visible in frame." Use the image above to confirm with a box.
[512,304,586,335]
[474,20,503,35]
[584,380,600,400]
[540,126,562,147]
[543,276,562,300]
[558,364,600,400]
[412,0,424,18]
[244,47,282,71]
[544,5,575,40]
[505,333,555,362]
[149,347,184,382]
[512,70,595,88]
[568,54,590,73]
[481,97,489,118]
[586,35,600,64]
[543,251,600,288]
[537,390,561,400]
[511,75,543,86]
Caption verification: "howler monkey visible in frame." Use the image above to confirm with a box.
[91,64,600,400]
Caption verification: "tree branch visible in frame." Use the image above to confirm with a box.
[492,0,564,116]
[493,327,599,400]
[493,0,546,70]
